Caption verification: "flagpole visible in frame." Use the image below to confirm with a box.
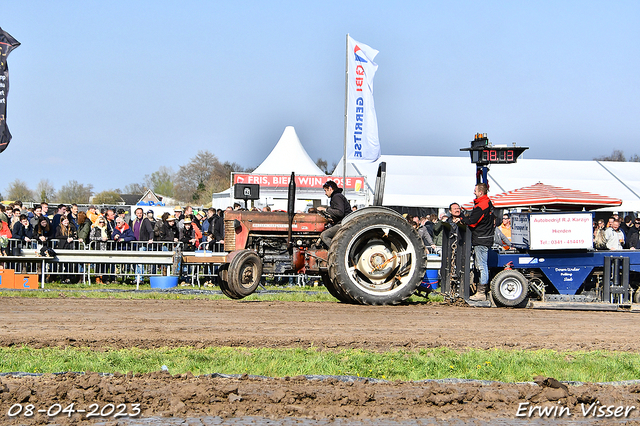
[343,34,349,194]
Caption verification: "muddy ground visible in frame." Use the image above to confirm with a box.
[1,297,640,424]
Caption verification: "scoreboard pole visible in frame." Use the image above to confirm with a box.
[461,133,529,188]
[458,133,529,304]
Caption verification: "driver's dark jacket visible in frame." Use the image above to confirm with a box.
[461,194,494,247]
[326,188,351,224]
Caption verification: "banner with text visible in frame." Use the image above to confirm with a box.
[529,212,593,250]
[346,35,380,162]
[233,174,365,192]
[0,27,20,154]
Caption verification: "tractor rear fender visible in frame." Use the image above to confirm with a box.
[341,206,403,227]
[224,249,247,265]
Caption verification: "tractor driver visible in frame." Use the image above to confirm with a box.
[317,180,351,248]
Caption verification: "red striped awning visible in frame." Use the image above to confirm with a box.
[463,182,622,211]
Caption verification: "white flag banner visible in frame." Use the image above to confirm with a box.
[346,36,380,162]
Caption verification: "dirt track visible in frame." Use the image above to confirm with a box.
[2,297,640,424]
[1,298,640,351]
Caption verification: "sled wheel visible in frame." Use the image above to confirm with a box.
[328,212,426,305]
[217,264,242,299]
[320,271,354,304]
[227,250,262,298]
[490,269,529,307]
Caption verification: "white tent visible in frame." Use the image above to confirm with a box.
[334,156,640,212]
[213,126,370,210]
[252,126,325,175]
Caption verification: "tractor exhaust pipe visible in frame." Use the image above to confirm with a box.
[287,172,296,252]
[373,161,386,206]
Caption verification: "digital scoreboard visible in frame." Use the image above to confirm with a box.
[460,133,528,165]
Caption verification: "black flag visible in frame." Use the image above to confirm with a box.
[0,28,20,154]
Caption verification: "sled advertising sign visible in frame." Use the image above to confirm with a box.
[510,213,530,249]
[528,212,593,250]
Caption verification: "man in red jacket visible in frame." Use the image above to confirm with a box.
[461,183,495,301]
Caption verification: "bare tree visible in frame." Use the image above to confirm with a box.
[316,158,329,174]
[92,190,123,205]
[35,179,56,203]
[6,179,34,202]
[57,180,94,204]
[594,150,627,162]
[123,183,146,194]
[200,160,245,203]
[173,150,221,203]
[144,166,174,197]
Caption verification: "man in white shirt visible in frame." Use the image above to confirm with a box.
[604,218,625,250]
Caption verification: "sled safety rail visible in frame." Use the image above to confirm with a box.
[603,256,630,304]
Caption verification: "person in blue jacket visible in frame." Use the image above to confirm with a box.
[112,216,136,248]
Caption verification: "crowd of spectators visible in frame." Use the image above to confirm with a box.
[0,201,227,254]
[593,214,640,250]
[403,207,518,255]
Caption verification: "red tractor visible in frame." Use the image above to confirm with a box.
[216,170,427,305]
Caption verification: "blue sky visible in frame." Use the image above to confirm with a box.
[2,1,639,194]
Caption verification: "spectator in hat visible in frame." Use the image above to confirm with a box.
[158,215,179,242]
[174,206,184,223]
[116,208,127,223]
[179,217,198,251]
[194,210,205,228]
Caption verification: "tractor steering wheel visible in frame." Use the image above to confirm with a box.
[318,209,333,221]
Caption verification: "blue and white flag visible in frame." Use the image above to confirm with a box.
[346,36,380,162]
[0,27,20,154]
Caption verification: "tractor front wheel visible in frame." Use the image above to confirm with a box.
[226,250,262,298]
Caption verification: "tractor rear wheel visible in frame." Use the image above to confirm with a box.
[328,212,426,305]
[227,250,262,298]
[320,271,354,304]
[490,269,529,307]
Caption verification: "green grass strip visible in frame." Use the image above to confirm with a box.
[1,347,639,383]
[0,285,339,302]
[0,284,442,303]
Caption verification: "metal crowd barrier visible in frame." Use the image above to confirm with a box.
[1,239,186,288]
[1,239,330,290]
